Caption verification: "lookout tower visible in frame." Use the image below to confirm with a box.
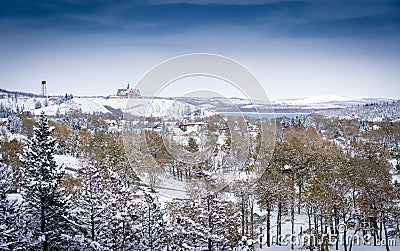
[41,80,47,98]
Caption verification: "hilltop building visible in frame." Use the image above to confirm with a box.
[109,83,141,99]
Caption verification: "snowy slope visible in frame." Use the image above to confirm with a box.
[0,93,397,117]
[275,95,352,105]
[35,98,110,115]
[0,96,197,117]
[0,97,47,112]
[54,154,83,175]
[273,95,395,109]
[125,98,193,118]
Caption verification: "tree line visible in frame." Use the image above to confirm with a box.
[1,112,400,250]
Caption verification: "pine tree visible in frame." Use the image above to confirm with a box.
[234,236,254,251]
[101,170,142,251]
[136,190,166,251]
[187,137,199,153]
[20,112,72,250]
[72,162,111,250]
[165,197,215,250]
[73,162,142,250]
[0,162,23,250]
[165,191,240,251]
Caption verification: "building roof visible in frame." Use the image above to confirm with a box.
[117,88,129,95]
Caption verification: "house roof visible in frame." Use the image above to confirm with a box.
[117,88,128,94]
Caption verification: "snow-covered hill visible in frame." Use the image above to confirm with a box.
[172,95,397,113]
[0,91,398,119]
[277,95,352,104]
[273,95,394,109]
[36,98,112,115]
[0,96,197,118]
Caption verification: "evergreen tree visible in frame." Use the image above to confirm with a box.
[234,236,254,251]
[166,191,240,251]
[20,112,72,250]
[73,162,142,250]
[0,162,23,250]
[136,190,166,251]
[101,170,142,251]
[72,162,111,250]
[187,137,199,153]
[165,199,203,250]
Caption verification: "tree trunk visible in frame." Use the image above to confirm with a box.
[343,215,347,251]
[319,215,323,250]
[250,203,254,239]
[383,219,390,251]
[266,205,271,247]
[314,212,319,250]
[241,193,245,237]
[307,207,313,251]
[298,182,302,214]
[41,196,48,251]
[333,209,339,251]
[291,201,295,250]
[277,202,282,245]
[207,195,213,251]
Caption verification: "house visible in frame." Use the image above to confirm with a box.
[178,121,208,133]
[252,213,266,223]
[334,137,346,145]
[372,125,381,130]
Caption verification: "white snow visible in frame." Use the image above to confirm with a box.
[125,98,196,118]
[0,96,204,118]
[34,98,111,115]
[6,193,23,204]
[54,154,83,175]
[276,95,352,105]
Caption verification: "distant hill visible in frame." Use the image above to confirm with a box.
[0,88,399,121]
[0,88,40,98]
[314,100,400,122]
[173,95,398,113]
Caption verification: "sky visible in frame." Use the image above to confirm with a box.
[0,0,399,99]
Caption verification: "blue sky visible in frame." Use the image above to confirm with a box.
[0,0,399,99]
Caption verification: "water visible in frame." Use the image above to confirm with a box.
[221,112,310,119]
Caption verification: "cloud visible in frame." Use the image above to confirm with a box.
[0,0,399,39]
[142,0,300,5]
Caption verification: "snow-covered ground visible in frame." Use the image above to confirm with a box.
[0,95,203,118]
[2,94,397,118]
[258,210,400,250]
[6,193,23,204]
[54,154,83,175]
[35,98,110,115]
[0,129,27,142]
[275,95,352,105]
[389,159,400,184]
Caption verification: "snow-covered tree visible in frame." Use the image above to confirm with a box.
[165,199,205,250]
[72,162,111,250]
[100,170,142,251]
[234,236,255,251]
[166,191,240,251]
[136,190,166,251]
[6,113,21,133]
[72,162,142,250]
[0,161,23,250]
[20,112,73,250]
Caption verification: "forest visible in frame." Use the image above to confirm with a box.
[1,110,400,251]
